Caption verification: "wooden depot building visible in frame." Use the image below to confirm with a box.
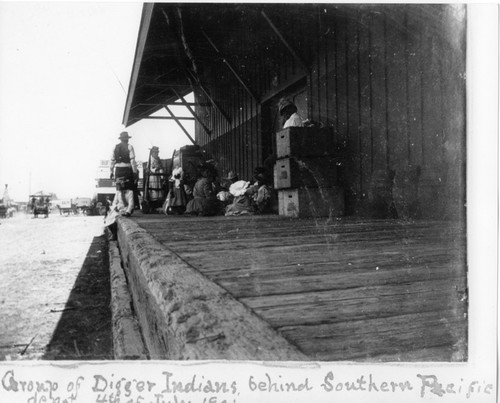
[118,4,468,361]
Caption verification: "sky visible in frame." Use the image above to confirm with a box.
[0,2,193,201]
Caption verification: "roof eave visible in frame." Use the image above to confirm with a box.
[122,3,155,127]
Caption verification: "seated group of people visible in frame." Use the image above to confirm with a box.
[163,163,274,217]
[220,168,272,216]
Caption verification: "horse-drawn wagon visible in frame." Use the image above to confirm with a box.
[29,194,51,218]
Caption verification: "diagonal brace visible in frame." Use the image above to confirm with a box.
[185,69,232,124]
[164,105,197,145]
[261,10,310,74]
[172,89,212,137]
[201,29,260,103]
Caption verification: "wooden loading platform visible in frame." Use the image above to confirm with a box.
[127,213,467,362]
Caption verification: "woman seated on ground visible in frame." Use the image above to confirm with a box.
[103,191,131,239]
[184,163,219,216]
[216,177,233,212]
[224,171,255,216]
[224,167,274,216]
[249,168,273,214]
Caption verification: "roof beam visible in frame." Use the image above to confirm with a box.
[139,102,211,107]
[140,83,192,88]
[142,116,195,121]
[261,10,310,74]
[135,68,180,84]
[200,29,260,103]
[159,6,231,125]
[164,105,197,145]
[186,69,232,124]
[129,87,171,112]
[172,89,212,137]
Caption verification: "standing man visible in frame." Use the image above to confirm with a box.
[110,131,137,217]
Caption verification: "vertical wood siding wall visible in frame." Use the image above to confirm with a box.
[309,5,466,218]
[194,89,261,181]
[193,4,466,219]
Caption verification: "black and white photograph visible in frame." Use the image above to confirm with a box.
[0,2,497,403]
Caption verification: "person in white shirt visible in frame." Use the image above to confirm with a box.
[110,131,138,217]
[278,98,304,128]
[224,171,254,216]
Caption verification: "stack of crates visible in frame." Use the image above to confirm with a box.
[274,127,345,218]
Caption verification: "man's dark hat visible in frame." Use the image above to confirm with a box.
[278,98,295,115]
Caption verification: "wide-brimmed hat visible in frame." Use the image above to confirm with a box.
[226,171,238,180]
[278,98,295,115]
[119,131,131,140]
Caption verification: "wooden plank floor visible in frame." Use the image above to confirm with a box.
[131,213,467,361]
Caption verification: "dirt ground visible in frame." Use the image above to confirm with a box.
[0,210,113,360]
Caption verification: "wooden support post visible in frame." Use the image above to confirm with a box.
[172,89,212,137]
[164,105,197,145]
[261,10,310,74]
[201,30,260,103]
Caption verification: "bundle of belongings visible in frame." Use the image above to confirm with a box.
[224,178,253,216]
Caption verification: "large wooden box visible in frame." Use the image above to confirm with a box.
[278,187,345,218]
[274,157,340,189]
[172,145,204,181]
[276,127,339,158]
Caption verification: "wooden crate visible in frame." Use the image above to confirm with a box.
[274,157,340,189]
[276,127,339,158]
[278,187,345,218]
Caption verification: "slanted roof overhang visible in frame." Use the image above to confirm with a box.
[122,3,196,127]
[123,4,433,129]
[122,3,322,128]
[122,4,155,127]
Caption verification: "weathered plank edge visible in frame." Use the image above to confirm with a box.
[109,236,149,360]
[116,217,308,361]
